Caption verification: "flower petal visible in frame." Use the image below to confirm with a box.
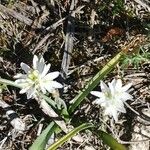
[37,60,45,74]
[33,55,38,70]
[108,81,115,95]
[15,79,27,84]
[100,81,109,92]
[111,109,119,122]
[21,63,31,73]
[14,74,27,79]
[44,71,60,81]
[26,88,35,99]
[44,81,63,93]
[19,86,31,94]
[93,98,106,105]
[122,83,132,92]
[40,82,47,94]
[120,92,133,101]
[41,63,51,77]
[111,79,117,87]
[91,91,103,98]
[51,81,63,88]
[117,105,126,113]
[115,79,122,90]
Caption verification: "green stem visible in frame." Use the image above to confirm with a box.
[0,78,21,88]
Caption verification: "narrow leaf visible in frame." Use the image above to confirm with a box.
[47,123,93,150]
[97,130,127,150]
[29,122,57,150]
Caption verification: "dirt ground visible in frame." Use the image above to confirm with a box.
[0,0,150,150]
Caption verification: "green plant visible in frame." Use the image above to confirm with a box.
[2,33,146,149]
[121,47,150,69]
[0,51,126,150]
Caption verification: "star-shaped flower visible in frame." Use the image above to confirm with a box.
[91,79,133,122]
[14,55,63,99]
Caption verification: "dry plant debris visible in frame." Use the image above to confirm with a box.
[0,0,150,150]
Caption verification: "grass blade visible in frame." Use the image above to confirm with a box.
[97,130,127,150]
[29,122,58,150]
[47,123,93,150]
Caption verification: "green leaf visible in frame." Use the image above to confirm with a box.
[39,93,57,108]
[47,123,94,150]
[69,51,124,114]
[97,130,127,150]
[29,122,58,150]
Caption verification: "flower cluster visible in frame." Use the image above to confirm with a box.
[91,79,133,122]
[14,55,63,99]
[14,55,133,122]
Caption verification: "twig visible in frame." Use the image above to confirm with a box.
[32,17,66,54]
[119,138,150,144]
[125,101,150,122]
[61,0,78,79]
[32,5,84,54]
[133,0,150,11]
[0,132,11,149]
[0,4,35,27]
[124,101,140,116]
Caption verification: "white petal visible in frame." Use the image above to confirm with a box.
[15,79,27,84]
[104,106,112,116]
[93,98,106,105]
[33,55,38,70]
[105,106,119,122]
[37,56,45,73]
[122,83,132,92]
[26,88,35,99]
[112,109,119,122]
[115,79,122,90]
[37,62,45,74]
[120,92,133,101]
[117,105,126,113]
[44,81,63,93]
[14,74,27,79]
[19,85,31,94]
[40,83,47,94]
[91,91,103,98]
[111,79,117,87]
[44,71,60,80]
[51,81,63,88]
[113,100,126,112]
[108,82,115,95]
[44,84,53,93]
[41,64,51,77]
[100,81,109,92]
[39,56,45,64]
[21,63,31,73]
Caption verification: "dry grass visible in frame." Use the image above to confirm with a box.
[0,0,150,149]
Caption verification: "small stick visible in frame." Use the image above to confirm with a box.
[61,0,78,79]
[0,4,34,27]
[32,5,84,53]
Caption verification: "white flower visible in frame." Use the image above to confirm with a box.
[14,55,63,99]
[91,79,133,122]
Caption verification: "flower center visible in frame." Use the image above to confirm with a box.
[105,92,112,99]
[28,70,39,82]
